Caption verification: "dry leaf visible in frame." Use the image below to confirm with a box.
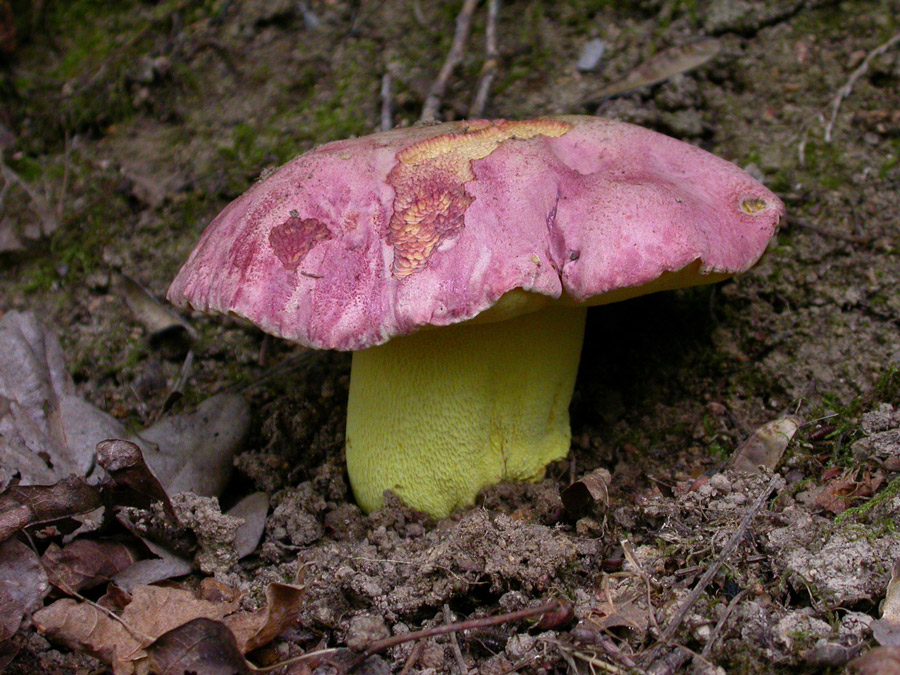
[35,581,299,674]
[0,538,48,642]
[561,468,611,517]
[32,597,140,671]
[146,618,251,675]
[97,439,176,520]
[0,311,248,501]
[814,469,884,515]
[137,393,250,498]
[728,416,801,473]
[228,492,270,560]
[42,539,139,593]
[115,274,195,359]
[585,39,720,101]
[224,582,305,653]
[111,537,193,592]
[35,584,241,674]
[0,476,103,543]
[0,310,126,487]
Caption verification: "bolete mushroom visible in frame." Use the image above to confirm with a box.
[168,116,783,518]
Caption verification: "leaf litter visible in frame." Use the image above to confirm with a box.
[5,1,900,672]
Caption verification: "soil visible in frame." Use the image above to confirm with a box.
[2,0,900,673]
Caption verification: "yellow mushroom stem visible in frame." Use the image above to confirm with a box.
[345,304,587,517]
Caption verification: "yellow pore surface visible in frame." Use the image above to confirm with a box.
[345,304,587,517]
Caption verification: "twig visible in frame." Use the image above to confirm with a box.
[824,30,900,142]
[444,605,469,674]
[788,214,873,246]
[700,588,749,659]
[251,647,342,672]
[398,642,423,675]
[350,600,566,670]
[420,0,479,123]
[380,72,394,132]
[641,473,783,668]
[469,0,499,118]
[550,641,625,674]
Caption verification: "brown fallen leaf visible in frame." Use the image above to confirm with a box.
[584,39,720,102]
[0,311,248,502]
[814,469,884,515]
[228,492,270,560]
[35,583,241,674]
[560,468,611,517]
[727,416,801,473]
[42,539,140,593]
[115,274,196,360]
[146,618,251,675]
[34,581,300,674]
[97,439,176,521]
[0,476,103,543]
[224,582,305,653]
[847,645,900,674]
[0,537,48,643]
[0,310,144,488]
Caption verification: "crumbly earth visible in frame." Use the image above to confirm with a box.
[2,1,900,673]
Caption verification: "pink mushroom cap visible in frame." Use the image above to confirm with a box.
[168,115,784,349]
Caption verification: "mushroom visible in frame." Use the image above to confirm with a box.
[168,116,784,518]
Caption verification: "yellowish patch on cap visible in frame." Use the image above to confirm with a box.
[740,197,770,215]
[389,119,573,278]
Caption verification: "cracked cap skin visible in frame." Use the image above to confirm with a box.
[169,115,784,517]
[168,115,784,351]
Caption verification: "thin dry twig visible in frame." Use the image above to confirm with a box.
[641,473,784,669]
[420,0,479,122]
[350,600,566,669]
[469,0,499,118]
[824,30,900,142]
[398,642,423,675]
[788,214,874,246]
[700,588,749,659]
[444,605,469,674]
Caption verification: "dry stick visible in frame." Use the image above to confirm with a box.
[700,588,749,659]
[444,605,469,674]
[380,73,394,132]
[420,0,480,123]
[350,600,565,669]
[469,0,499,118]
[824,30,900,142]
[398,642,424,675]
[640,473,783,669]
[788,214,873,246]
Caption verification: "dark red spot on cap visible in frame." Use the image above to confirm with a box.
[269,216,331,271]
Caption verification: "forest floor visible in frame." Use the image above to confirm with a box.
[1,1,900,673]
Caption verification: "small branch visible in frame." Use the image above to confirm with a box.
[469,0,499,118]
[642,473,783,668]
[788,214,873,246]
[700,588,749,659]
[350,599,567,670]
[380,72,394,132]
[444,605,469,674]
[824,31,900,142]
[420,0,479,123]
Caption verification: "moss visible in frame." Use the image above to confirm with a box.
[836,475,900,525]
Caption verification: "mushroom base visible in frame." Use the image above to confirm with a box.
[346,304,587,517]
